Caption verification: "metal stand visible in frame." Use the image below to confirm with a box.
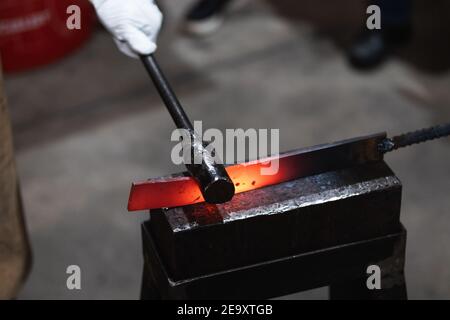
[141,224,406,300]
[140,134,407,300]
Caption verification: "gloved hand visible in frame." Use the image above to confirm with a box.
[90,0,163,58]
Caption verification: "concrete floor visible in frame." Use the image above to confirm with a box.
[4,0,450,299]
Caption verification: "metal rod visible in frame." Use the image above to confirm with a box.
[141,55,193,130]
[140,54,235,204]
[379,123,450,153]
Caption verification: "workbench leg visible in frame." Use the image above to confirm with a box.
[140,265,161,300]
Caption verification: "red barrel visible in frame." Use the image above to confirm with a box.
[0,0,95,73]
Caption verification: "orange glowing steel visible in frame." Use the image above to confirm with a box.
[128,151,306,211]
[127,133,384,211]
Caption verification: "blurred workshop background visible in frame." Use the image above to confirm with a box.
[2,0,450,299]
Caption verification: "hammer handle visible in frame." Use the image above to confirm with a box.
[140,54,235,204]
[141,55,193,130]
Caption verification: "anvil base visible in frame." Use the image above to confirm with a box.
[141,223,406,299]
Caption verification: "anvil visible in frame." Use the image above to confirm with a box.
[140,133,406,299]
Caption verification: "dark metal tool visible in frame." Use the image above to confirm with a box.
[140,54,235,204]
[379,123,450,153]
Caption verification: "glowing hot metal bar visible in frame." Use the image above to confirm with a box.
[128,133,385,211]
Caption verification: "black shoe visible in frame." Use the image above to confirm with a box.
[347,24,412,70]
[184,0,231,36]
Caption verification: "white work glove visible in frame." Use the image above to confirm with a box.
[90,0,163,58]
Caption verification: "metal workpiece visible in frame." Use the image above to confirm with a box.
[140,54,234,204]
[128,132,387,210]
